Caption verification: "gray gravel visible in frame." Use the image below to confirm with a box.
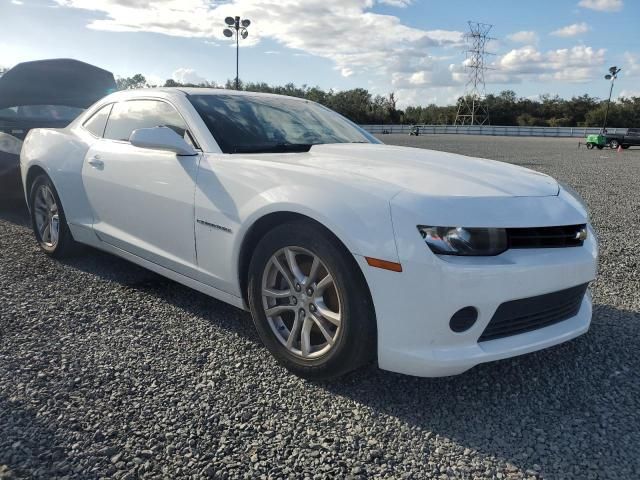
[1,134,639,479]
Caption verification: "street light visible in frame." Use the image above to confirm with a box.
[602,66,621,133]
[223,16,251,90]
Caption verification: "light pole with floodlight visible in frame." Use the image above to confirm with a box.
[223,16,251,90]
[602,66,621,132]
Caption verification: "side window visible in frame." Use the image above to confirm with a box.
[83,104,113,138]
[103,100,188,142]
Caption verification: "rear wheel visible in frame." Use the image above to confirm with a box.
[29,174,78,257]
[247,221,376,380]
[609,139,620,149]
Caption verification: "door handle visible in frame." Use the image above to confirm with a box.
[88,155,104,168]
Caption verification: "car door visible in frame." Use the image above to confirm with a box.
[82,98,201,276]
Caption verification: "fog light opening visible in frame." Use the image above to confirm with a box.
[450,307,478,333]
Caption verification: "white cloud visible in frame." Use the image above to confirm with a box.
[550,22,590,37]
[393,43,610,92]
[394,86,463,108]
[623,51,640,76]
[54,0,464,97]
[48,0,620,107]
[578,0,623,11]
[144,73,165,87]
[618,89,640,98]
[507,30,539,44]
[11,0,24,5]
[392,62,461,89]
[496,45,606,82]
[172,67,207,84]
[340,67,354,77]
[377,0,412,6]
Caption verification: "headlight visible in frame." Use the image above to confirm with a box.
[417,226,508,256]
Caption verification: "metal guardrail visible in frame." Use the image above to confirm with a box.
[361,124,627,138]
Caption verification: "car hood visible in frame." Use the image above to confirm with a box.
[0,58,116,110]
[269,143,559,198]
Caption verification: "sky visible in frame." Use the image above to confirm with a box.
[1,0,639,107]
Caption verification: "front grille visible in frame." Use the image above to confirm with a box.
[479,283,588,342]
[507,224,586,249]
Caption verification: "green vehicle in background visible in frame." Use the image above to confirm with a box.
[585,133,607,149]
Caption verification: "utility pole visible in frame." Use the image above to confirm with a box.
[223,16,251,90]
[454,21,495,126]
[602,66,621,132]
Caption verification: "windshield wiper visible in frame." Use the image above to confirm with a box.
[231,143,313,154]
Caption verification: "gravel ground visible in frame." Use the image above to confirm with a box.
[1,134,639,479]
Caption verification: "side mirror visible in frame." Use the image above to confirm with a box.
[129,126,197,156]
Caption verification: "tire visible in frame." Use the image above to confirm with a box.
[597,145,604,150]
[586,143,594,149]
[609,139,620,149]
[247,221,376,380]
[29,174,78,258]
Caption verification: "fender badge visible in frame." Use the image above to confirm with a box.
[197,219,232,234]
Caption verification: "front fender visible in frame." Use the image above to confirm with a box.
[193,154,400,297]
[236,185,398,261]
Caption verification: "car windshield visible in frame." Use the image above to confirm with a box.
[0,105,84,122]
[188,93,379,154]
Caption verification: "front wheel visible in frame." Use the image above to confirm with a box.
[609,139,620,149]
[29,174,78,257]
[247,221,376,380]
[586,142,594,149]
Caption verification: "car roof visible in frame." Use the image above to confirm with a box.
[105,87,309,103]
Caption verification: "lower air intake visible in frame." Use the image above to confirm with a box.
[479,283,588,342]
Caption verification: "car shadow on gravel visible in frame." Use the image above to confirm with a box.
[55,248,263,342]
[7,240,640,476]
[57,255,640,477]
[38,241,640,476]
[0,396,72,478]
[0,198,30,228]
[320,303,639,476]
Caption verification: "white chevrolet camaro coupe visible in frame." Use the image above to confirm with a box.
[20,88,598,380]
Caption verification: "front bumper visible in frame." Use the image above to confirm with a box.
[358,235,597,377]
[358,189,598,377]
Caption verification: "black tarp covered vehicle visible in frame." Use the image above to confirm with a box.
[0,58,116,198]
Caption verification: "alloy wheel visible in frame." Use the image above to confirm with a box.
[33,184,60,248]
[261,246,342,359]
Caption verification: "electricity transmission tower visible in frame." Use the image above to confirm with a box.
[454,21,494,125]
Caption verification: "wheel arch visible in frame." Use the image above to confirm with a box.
[237,211,374,311]
[25,164,49,209]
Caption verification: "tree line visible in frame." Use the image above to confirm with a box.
[116,74,640,128]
